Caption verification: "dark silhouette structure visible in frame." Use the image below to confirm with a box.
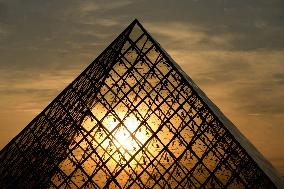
[0,19,283,188]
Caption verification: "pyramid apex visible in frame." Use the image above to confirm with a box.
[132,18,140,23]
[128,19,141,28]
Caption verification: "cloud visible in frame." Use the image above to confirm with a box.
[93,18,121,27]
[160,47,284,116]
[79,0,132,13]
[272,73,284,85]
[110,0,284,51]
[0,28,8,40]
[146,21,237,51]
[0,68,80,113]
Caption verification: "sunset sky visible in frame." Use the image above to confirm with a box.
[0,0,284,175]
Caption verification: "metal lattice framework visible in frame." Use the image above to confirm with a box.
[0,19,283,189]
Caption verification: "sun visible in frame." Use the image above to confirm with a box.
[111,115,146,153]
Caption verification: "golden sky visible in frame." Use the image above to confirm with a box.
[0,0,284,175]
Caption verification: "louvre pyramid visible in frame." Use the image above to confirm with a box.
[1,19,283,189]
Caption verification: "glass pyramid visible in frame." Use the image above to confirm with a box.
[0,19,283,189]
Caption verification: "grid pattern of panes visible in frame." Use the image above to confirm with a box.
[0,20,276,189]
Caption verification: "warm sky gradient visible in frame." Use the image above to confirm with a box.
[0,0,284,175]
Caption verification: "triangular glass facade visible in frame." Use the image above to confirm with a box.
[0,20,282,189]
